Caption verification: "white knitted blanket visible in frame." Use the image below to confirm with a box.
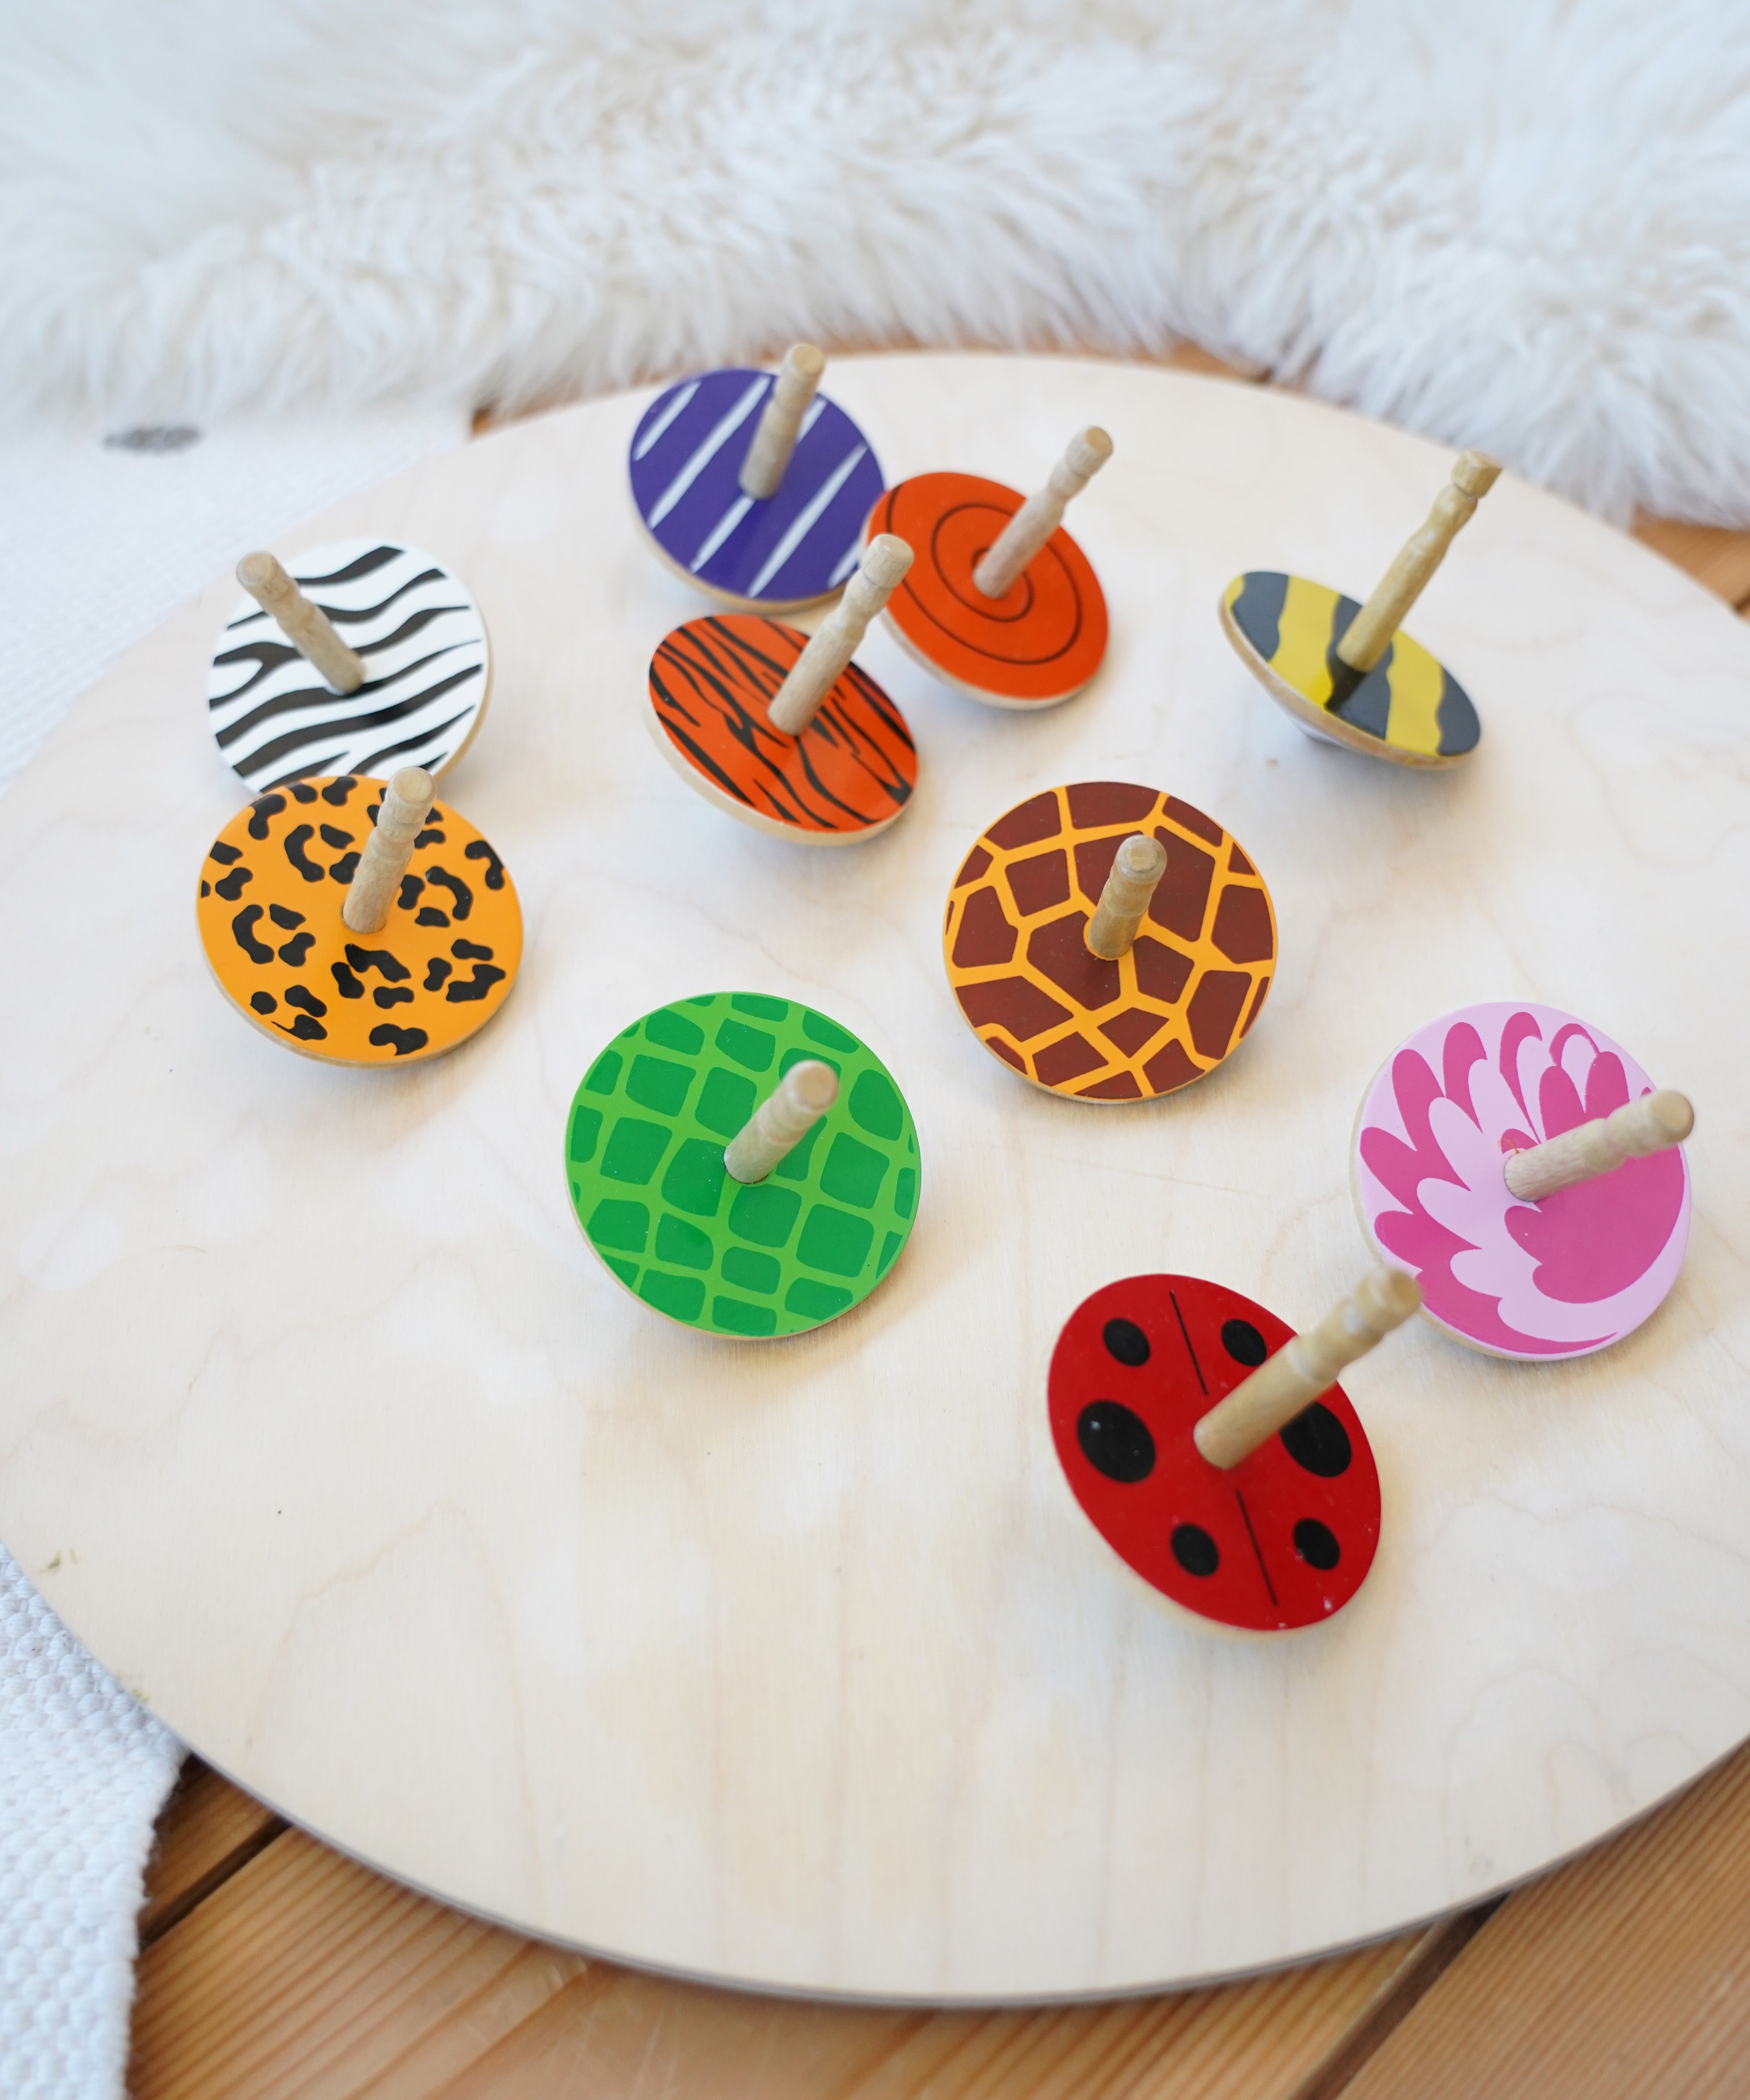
[0,404,464,2095]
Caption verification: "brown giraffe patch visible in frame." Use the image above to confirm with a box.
[942,782,1276,1101]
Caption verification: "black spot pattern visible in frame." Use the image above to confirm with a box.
[282,1012,328,1041]
[284,984,327,1017]
[426,866,472,920]
[209,841,242,865]
[1279,1403,1352,1478]
[1076,1402,1155,1484]
[464,838,505,889]
[231,906,272,963]
[1102,1317,1149,1366]
[284,825,325,882]
[373,986,415,1008]
[276,932,315,966]
[423,957,452,991]
[214,865,251,901]
[445,964,506,1003]
[319,824,354,850]
[398,875,425,911]
[452,938,494,960]
[250,990,276,1014]
[288,782,319,804]
[1293,1518,1340,1569]
[369,1023,429,1056]
[268,903,304,929]
[247,794,285,839]
[1221,1319,1268,1366]
[321,777,358,805]
[328,851,361,884]
[344,944,410,982]
[1171,1524,1220,1577]
[331,962,365,999]
[416,906,450,927]
[414,826,445,849]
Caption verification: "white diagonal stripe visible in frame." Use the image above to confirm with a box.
[647,376,768,527]
[690,494,753,571]
[632,379,699,462]
[826,538,863,587]
[746,445,868,598]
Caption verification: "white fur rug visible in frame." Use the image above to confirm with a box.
[4,0,1749,525]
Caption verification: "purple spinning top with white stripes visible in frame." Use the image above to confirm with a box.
[629,368,885,610]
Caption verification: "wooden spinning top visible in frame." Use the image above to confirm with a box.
[943,781,1275,1099]
[629,344,886,612]
[566,992,920,1338]
[868,428,1112,708]
[1049,1267,1420,1633]
[646,538,919,844]
[197,767,521,1065]
[1352,1000,1692,1358]
[1220,450,1500,767]
[210,540,491,790]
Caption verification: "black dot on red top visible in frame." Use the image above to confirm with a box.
[1222,1319,1267,1365]
[1172,1524,1219,1577]
[1077,1402,1155,1483]
[1279,1402,1352,1478]
[1293,1518,1340,1570]
[1102,1318,1150,1367]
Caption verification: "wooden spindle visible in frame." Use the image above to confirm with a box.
[767,534,914,735]
[739,343,828,500]
[1334,451,1501,675]
[1504,1089,1693,1203]
[343,767,435,935]
[972,427,1112,600]
[724,1060,839,1183]
[236,551,366,695]
[1084,834,1167,960]
[1193,1267,1421,1471]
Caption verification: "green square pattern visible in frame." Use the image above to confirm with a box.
[566,993,920,1337]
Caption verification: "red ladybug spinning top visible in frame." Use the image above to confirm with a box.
[1047,1266,1420,1634]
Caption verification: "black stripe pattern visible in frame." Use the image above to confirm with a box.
[208,539,489,789]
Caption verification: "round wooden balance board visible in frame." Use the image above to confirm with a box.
[207,537,492,789]
[2,354,1748,2006]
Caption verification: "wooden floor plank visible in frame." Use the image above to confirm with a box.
[410,1931,1433,2100]
[1631,516,1750,606]
[1335,1739,1750,2100]
[139,1758,287,1946]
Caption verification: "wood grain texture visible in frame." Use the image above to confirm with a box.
[139,1760,286,1946]
[130,1808,1435,2100]
[1340,1738,1750,2100]
[7,356,1750,2002]
[1631,515,1750,608]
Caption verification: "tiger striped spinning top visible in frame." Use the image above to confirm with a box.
[943,780,1276,1101]
[1219,450,1499,769]
[198,769,521,1068]
[629,344,886,613]
[646,536,919,846]
[869,427,1111,709]
[209,540,491,791]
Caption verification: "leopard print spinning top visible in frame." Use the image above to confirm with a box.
[943,781,1275,1100]
[197,774,521,1066]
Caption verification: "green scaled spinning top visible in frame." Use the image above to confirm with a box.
[565,991,921,1338]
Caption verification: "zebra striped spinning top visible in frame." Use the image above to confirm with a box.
[208,539,492,791]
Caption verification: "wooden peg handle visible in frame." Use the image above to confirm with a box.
[236,550,366,695]
[342,767,435,934]
[724,1060,839,1183]
[1504,1088,1693,1202]
[1333,451,1500,674]
[738,343,828,500]
[973,427,1112,600]
[1084,834,1166,959]
[767,534,914,735]
[1193,1266,1421,1471]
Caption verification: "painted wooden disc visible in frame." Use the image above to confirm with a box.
[1049,1275,1380,1634]
[566,993,920,1339]
[868,472,1108,707]
[1220,571,1480,767]
[629,370,884,612]
[647,615,917,844]
[208,539,491,790]
[197,774,521,1067]
[1353,1001,1690,1361]
[943,781,1275,1100]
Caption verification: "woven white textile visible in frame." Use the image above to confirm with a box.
[0,403,466,2095]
